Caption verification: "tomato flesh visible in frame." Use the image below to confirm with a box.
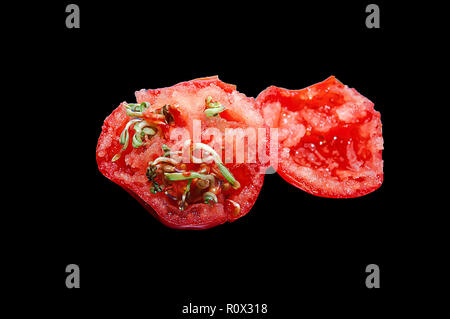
[96,76,266,229]
[257,76,383,198]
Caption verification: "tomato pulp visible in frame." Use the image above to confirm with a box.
[257,76,383,198]
[96,76,268,229]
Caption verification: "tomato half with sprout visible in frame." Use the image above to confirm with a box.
[96,76,268,229]
[257,76,383,198]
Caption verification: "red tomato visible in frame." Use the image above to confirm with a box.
[96,76,267,229]
[257,76,383,198]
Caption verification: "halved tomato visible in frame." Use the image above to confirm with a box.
[257,76,383,198]
[96,76,268,229]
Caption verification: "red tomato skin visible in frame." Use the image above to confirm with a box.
[123,187,227,230]
[96,77,266,229]
[257,76,383,198]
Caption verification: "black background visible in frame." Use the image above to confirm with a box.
[10,0,438,317]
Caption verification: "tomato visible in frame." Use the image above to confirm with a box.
[257,76,383,198]
[96,76,267,229]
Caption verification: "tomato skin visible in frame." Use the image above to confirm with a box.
[123,187,227,230]
[96,77,266,229]
[257,76,383,198]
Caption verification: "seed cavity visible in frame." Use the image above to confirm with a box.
[112,102,176,161]
[193,143,240,189]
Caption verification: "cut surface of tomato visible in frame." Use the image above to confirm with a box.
[257,76,383,198]
[96,76,267,229]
